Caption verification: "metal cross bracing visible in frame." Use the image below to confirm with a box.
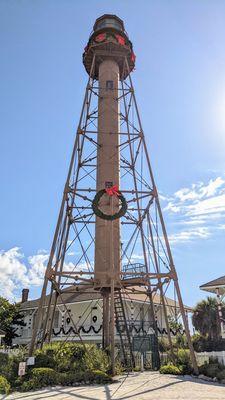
[29,54,198,375]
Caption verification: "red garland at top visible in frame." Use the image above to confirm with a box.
[95,33,106,42]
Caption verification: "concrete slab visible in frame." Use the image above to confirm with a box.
[2,371,225,400]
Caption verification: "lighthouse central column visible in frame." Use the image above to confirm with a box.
[94,59,121,289]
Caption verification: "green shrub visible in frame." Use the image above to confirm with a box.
[0,343,112,392]
[199,362,223,378]
[20,369,112,391]
[0,353,9,370]
[176,349,192,374]
[174,334,188,349]
[58,371,84,385]
[59,370,111,385]
[84,345,109,373]
[34,342,109,374]
[204,364,220,378]
[216,369,225,382]
[21,368,59,392]
[192,334,225,352]
[158,338,171,352]
[199,359,225,379]
[159,364,182,375]
[87,370,112,383]
[31,367,59,386]
[114,359,124,375]
[21,378,41,392]
[0,353,9,378]
[34,348,56,369]
[0,353,23,386]
[0,375,11,395]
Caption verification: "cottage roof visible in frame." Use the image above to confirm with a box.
[19,285,191,312]
[200,275,225,296]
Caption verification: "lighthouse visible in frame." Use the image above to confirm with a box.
[29,14,198,375]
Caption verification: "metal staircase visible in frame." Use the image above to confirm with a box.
[114,290,135,370]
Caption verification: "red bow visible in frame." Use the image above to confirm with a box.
[105,185,119,197]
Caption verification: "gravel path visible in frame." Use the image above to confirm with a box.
[2,371,225,400]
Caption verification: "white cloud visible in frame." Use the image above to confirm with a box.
[1,177,224,299]
[174,177,225,203]
[163,175,225,244]
[0,247,48,301]
[186,193,225,217]
[0,247,93,301]
[0,248,28,300]
[28,253,49,286]
[169,227,210,244]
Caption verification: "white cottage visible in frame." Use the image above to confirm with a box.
[14,287,191,346]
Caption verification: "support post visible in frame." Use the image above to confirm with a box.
[102,289,110,349]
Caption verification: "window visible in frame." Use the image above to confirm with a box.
[96,18,122,31]
[106,80,113,90]
[140,306,144,322]
[54,310,59,328]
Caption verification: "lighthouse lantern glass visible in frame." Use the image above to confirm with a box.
[95,18,122,32]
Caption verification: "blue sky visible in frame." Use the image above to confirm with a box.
[1,0,225,306]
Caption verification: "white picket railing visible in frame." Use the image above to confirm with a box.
[195,351,225,366]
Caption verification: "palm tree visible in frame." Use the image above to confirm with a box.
[192,297,225,340]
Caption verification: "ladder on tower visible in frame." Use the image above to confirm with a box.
[114,290,135,370]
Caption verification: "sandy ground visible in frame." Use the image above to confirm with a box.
[2,371,225,400]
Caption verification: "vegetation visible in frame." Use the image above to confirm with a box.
[175,349,192,374]
[0,342,113,392]
[0,297,25,346]
[159,364,182,375]
[192,297,225,340]
[0,375,11,395]
[34,342,110,373]
[192,333,225,352]
[168,316,183,332]
[159,348,192,375]
[199,358,225,382]
[0,348,27,385]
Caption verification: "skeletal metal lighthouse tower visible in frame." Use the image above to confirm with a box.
[29,15,198,374]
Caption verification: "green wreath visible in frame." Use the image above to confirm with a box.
[92,189,127,221]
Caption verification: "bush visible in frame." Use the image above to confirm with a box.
[84,345,109,373]
[34,342,109,374]
[0,353,9,377]
[159,364,182,375]
[0,375,11,395]
[158,338,171,352]
[21,367,59,392]
[192,334,225,352]
[176,349,192,374]
[203,363,220,378]
[0,343,112,392]
[21,379,41,392]
[174,334,188,350]
[217,369,225,382]
[199,358,225,380]
[59,370,111,385]
[58,371,83,386]
[0,353,25,386]
[87,370,112,384]
[20,369,112,391]
[34,348,56,369]
[31,367,59,386]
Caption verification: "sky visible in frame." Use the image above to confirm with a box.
[1,0,225,307]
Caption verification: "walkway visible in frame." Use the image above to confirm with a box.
[2,371,225,400]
